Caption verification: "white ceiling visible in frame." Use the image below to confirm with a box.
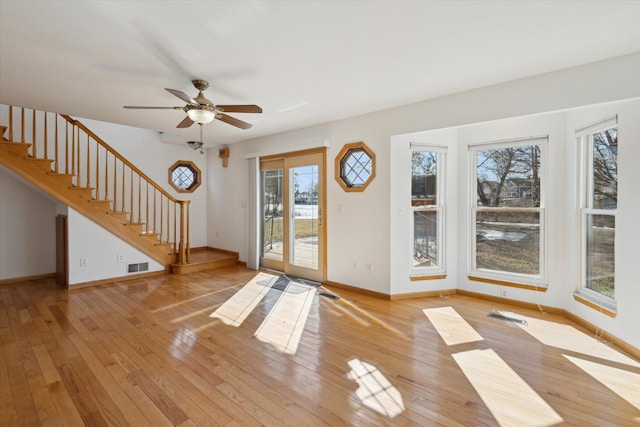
[2,1,640,147]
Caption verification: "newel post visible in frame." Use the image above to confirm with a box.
[186,201,191,264]
[178,200,191,265]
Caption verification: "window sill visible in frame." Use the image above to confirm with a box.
[573,291,617,318]
[468,275,547,292]
[410,274,446,281]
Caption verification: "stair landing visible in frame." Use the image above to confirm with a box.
[170,248,239,274]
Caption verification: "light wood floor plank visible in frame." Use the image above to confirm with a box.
[423,306,484,345]
[1,267,638,426]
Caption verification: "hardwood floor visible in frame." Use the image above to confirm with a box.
[1,266,638,426]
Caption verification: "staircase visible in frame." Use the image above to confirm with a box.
[0,106,195,272]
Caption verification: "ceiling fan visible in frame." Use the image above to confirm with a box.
[124,79,262,129]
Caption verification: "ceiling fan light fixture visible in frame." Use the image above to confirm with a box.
[187,108,215,124]
[187,140,204,154]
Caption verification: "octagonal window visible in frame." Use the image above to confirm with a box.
[335,142,375,192]
[168,160,202,193]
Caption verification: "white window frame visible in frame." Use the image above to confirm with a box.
[577,116,618,308]
[468,137,547,286]
[410,144,446,276]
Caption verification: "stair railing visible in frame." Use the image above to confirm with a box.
[2,105,191,264]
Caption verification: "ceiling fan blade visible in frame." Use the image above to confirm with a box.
[176,116,194,128]
[123,106,182,109]
[165,88,196,104]
[216,104,263,114]
[216,113,252,130]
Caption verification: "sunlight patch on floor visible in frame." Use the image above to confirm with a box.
[336,298,409,339]
[347,358,404,418]
[327,299,370,326]
[254,280,316,354]
[172,302,223,323]
[563,355,640,411]
[154,286,241,313]
[209,272,274,326]
[517,317,640,368]
[423,306,484,345]
[453,349,563,427]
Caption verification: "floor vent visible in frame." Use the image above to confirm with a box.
[128,262,149,273]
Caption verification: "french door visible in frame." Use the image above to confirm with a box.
[260,150,325,282]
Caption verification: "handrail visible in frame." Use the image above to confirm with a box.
[2,105,191,265]
[60,115,182,204]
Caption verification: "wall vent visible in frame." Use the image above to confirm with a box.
[127,262,149,273]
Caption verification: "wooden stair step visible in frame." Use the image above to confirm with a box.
[141,232,159,240]
[170,249,239,274]
[0,141,31,152]
[24,156,54,162]
[68,186,94,197]
[23,157,54,172]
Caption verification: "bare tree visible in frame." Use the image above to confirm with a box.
[476,144,541,207]
[592,129,618,206]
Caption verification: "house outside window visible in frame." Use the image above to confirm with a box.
[470,137,546,284]
[411,146,445,276]
[577,116,618,304]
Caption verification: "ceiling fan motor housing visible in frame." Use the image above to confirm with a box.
[124,78,260,129]
[192,79,210,92]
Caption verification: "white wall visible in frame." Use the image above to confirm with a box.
[67,207,163,285]
[0,167,57,279]
[209,53,640,349]
[564,100,640,349]
[215,53,640,293]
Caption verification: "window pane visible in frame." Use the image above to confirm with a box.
[413,211,438,267]
[591,129,617,209]
[476,211,540,275]
[476,145,540,208]
[412,151,437,206]
[585,214,615,298]
[261,169,283,261]
[342,149,372,188]
[172,165,195,190]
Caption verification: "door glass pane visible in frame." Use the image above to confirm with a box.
[585,214,615,297]
[261,169,283,262]
[290,165,319,270]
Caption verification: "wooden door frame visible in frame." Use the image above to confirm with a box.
[259,147,327,283]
